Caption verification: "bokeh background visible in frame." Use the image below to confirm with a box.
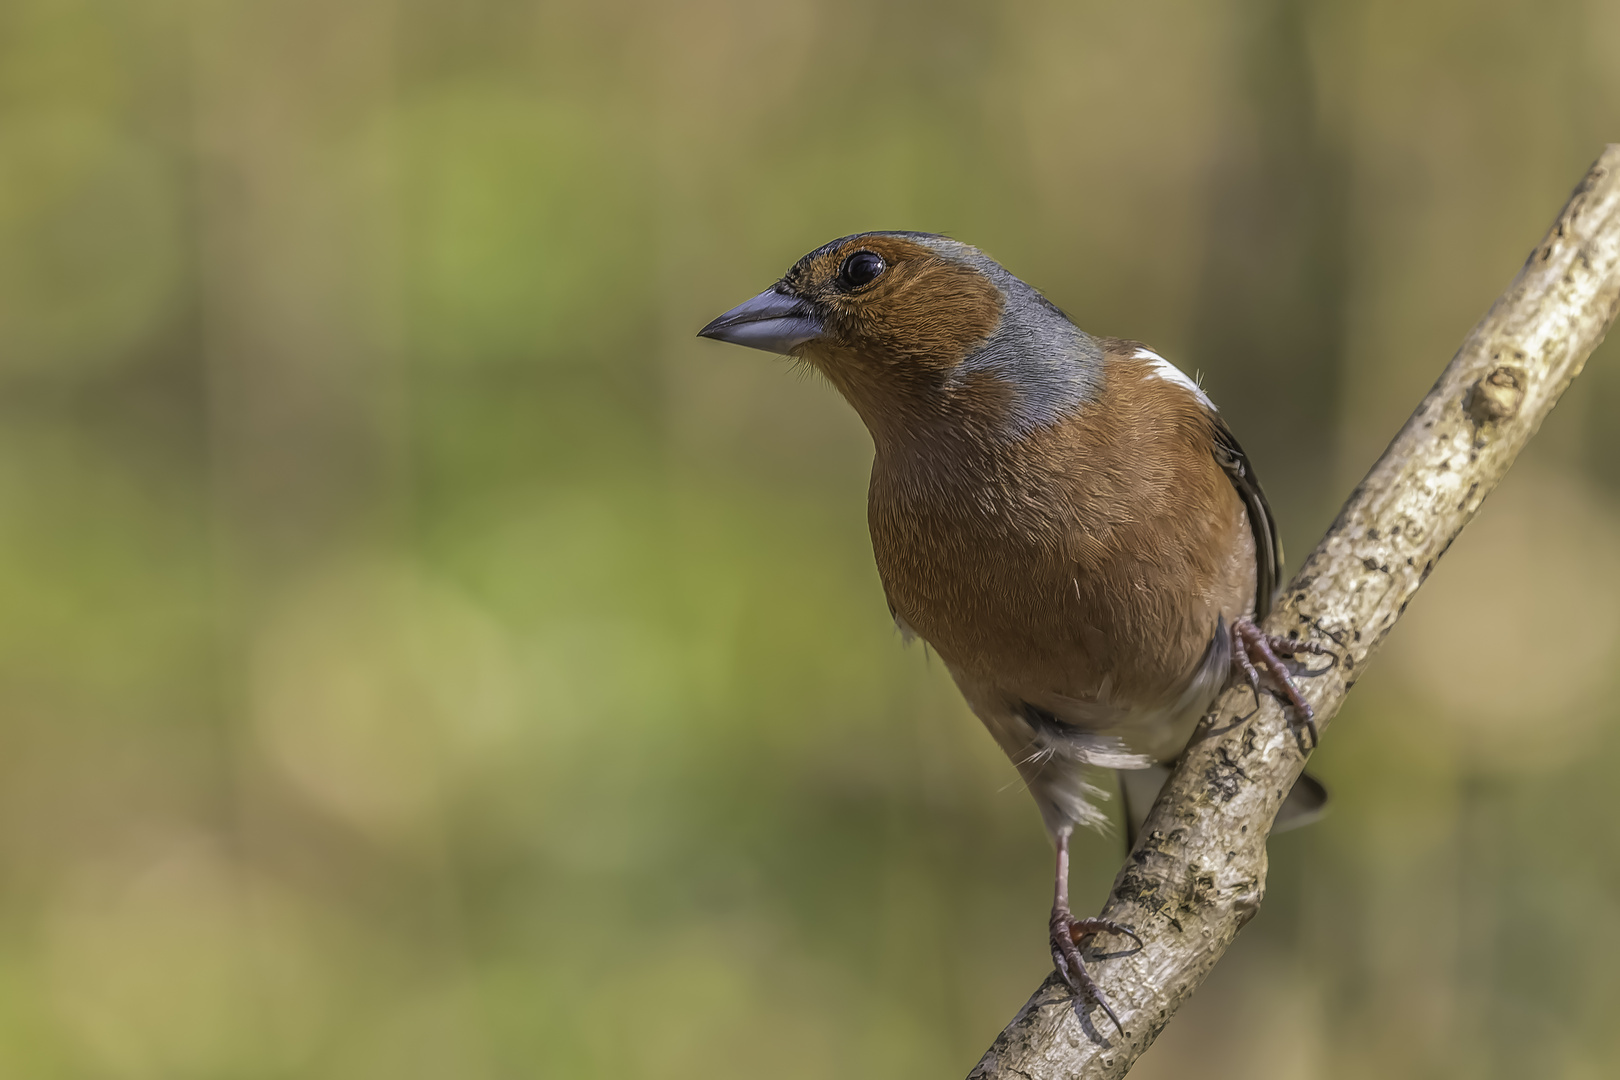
[3,0,1620,1076]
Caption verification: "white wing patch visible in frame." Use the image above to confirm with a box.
[1134,346,1215,410]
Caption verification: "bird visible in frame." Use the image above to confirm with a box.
[698,232,1327,1033]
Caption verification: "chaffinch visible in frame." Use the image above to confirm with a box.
[699,232,1326,1031]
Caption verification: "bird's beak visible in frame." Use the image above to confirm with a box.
[697,288,824,354]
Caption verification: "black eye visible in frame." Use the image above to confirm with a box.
[838,250,886,289]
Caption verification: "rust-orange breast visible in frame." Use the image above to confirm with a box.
[868,341,1256,713]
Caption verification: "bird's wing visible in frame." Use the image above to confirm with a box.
[1210,415,1283,617]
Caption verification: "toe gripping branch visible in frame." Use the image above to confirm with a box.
[1050,911,1142,1037]
[1232,617,1332,749]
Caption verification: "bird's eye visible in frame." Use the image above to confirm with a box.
[838,250,886,290]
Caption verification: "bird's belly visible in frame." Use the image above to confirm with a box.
[883,560,1080,687]
[875,533,1233,733]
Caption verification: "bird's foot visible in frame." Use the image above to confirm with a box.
[1049,907,1140,1036]
[1232,617,1330,748]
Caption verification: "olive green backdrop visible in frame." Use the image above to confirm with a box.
[3,0,1619,1076]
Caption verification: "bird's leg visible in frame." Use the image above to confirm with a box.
[1049,829,1140,1037]
[1231,617,1330,748]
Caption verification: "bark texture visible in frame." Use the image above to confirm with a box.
[970,144,1620,1080]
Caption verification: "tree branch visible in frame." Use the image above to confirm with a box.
[969,144,1620,1080]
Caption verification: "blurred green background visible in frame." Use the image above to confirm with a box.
[3,0,1620,1076]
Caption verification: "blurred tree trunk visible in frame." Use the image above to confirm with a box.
[1191,0,1349,539]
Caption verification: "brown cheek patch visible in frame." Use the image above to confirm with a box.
[840,239,1003,370]
[874,262,1003,365]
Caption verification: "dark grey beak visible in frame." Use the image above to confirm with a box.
[697,287,823,355]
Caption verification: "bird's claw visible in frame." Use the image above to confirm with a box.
[1232,618,1326,749]
[1050,909,1138,1037]
[1068,916,1142,950]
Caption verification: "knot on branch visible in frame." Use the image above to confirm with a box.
[1465,364,1527,424]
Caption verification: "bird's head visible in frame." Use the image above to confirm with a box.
[699,233,1100,448]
